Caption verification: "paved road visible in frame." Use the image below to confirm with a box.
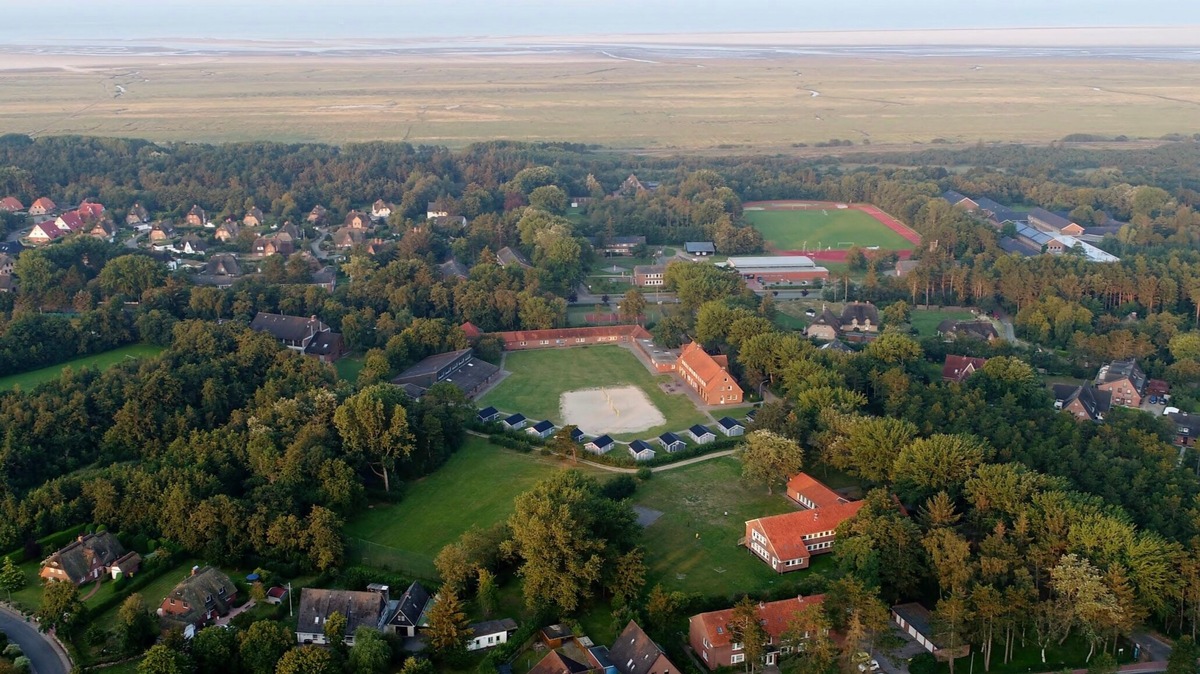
[0,605,71,674]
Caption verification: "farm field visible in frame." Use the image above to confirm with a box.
[910,308,978,337]
[632,457,834,596]
[480,345,711,439]
[345,436,601,561]
[742,207,913,251]
[0,344,165,392]
[0,51,1197,149]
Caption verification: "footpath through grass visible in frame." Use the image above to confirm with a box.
[345,437,601,559]
[0,344,165,392]
[743,208,913,251]
[480,345,710,439]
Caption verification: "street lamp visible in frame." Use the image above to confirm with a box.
[758,380,767,401]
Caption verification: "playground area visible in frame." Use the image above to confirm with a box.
[742,200,920,259]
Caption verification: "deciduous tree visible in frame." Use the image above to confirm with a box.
[737,430,804,494]
[333,385,414,492]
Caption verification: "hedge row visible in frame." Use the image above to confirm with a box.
[1,523,88,564]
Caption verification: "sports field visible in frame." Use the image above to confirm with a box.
[742,203,915,252]
[479,345,710,440]
[0,343,165,392]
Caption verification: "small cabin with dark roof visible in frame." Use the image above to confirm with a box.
[586,434,615,454]
[688,424,715,444]
[628,440,656,462]
[527,419,556,439]
[502,413,527,430]
[658,432,686,453]
[477,406,502,423]
[717,417,744,437]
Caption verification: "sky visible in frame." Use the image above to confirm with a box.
[0,0,1194,42]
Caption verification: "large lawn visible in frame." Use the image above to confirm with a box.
[633,457,834,597]
[743,208,913,251]
[0,344,165,392]
[345,437,601,561]
[479,345,711,440]
[909,309,978,337]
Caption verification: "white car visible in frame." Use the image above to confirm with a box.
[857,660,881,673]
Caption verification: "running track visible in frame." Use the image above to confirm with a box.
[742,200,922,256]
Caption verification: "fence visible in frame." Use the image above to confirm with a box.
[344,537,439,581]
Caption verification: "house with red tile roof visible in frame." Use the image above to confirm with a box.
[0,197,24,212]
[29,197,57,215]
[744,473,863,573]
[689,594,827,670]
[677,341,743,405]
[942,355,987,384]
[28,221,65,244]
[77,200,105,219]
[460,321,483,341]
[55,211,85,233]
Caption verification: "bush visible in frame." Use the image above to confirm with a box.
[600,475,638,501]
[3,643,22,657]
[909,653,938,674]
[12,656,30,673]
[636,467,652,481]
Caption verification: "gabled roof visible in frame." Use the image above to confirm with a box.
[469,617,519,636]
[941,190,970,205]
[496,246,532,269]
[570,427,585,441]
[0,196,24,211]
[748,502,865,560]
[692,595,826,649]
[840,302,879,326]
[658,432,683,445]
[439,258,470,280]
[717,416,742,430]
[304,331,343,357]
[820,339,853,352]
[529,650,591,674]
[532,419,555,433]
[477,406,499,420]
[787,472,850,509]
[1053,383,1111,420]
[205,254,241,276]
[1027,207,1074,232]
[942,355,987,383]
[56,211,84,231]
[684,241,716,253]
[938,320,999,341]
[162,566,237,625]
[688,424,713,437]
[608,620,678,674]
[590,434,614,448]
[388,581,431,628]
[41,532,127,584]
[504,413,527,425]
[1096,358,1146,390]
[629,440,654,453]
[297,588,386,636]
[249,312,328,342]
[678,342,731,388]
[32,197,57,210]
[460,321,483,339]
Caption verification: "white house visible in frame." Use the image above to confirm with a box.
[466,618,518,652]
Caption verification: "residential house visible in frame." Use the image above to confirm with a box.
[332,226,366,249]
[586,434,615,455]
[529,651,594,674]
[840,302,880,333]
[77,200,105,219]
[744,472,864,573]
[942,355,987,384]
[126,203,150,224]
[477,407,502,423]
[0,275,12,293]
[892,603,970,660]
[819,339,854,353]
[717,417,744,437]
[426,203,450,219]
[690,595,827,670]
[0,197,24,212]
[597,235,646,257]
[1095,358,1147,408]
[371,199,392,221]
[180,233,208,255]
[205,254,242,277]
[158,566,237,629]
[89,220,115,241]
[528,419,556,439]
[383,581,432,638]
[148,222,175,243]
[29,197,57,215]
[467,618,519,652]
[609,620,681,674]
[685,241,716,256]
[39,532,130,586]
[27,221,65,244]
[805,307,842,341]
[688,425,715,445]
[278,222,303,240]
[937,319,999,342]
[390,347,500,399]
[502,413,528,430]
[253,233,294,257]
[460,321,484,342]
[344,210,372,229]
[185,205,207,227]
[307,205,328,224]
[616,174,659,196]
[677,342,744,405]
[439,258,469,281]
[109,551,142,580]
[430,214,468,229]
[1166,411,1200,448]
[633,264,665,287]
[304,331,346,364]
[243,207,265,227]
[249,312,337,354]
[657,432,686,453]
[628,440,656,462]
[296,587,388,645]
[214,221,240,242]
[496,246,533,269]
[1028,207,1086,236]
[55,211,84,233]
[894,260,920,277]
[1053,384,1112,422]
[0,253,13,276]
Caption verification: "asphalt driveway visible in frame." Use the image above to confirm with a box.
[0,606,70,674]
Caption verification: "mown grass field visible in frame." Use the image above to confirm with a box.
[345,436,601,558]
[479,345,711,439]
[742,208,913,251]
[0,344,165,392]
[2,53,1197,149]
[909,308,977,337]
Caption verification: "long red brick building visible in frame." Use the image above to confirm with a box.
[744,473,864,573]
[690,594,827,669]
[677,342,743,405]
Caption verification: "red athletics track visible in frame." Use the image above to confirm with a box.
[742,200,923,257]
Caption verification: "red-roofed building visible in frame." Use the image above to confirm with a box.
[460,321,483,341]
[0,197,24,212]
[677,342,743,405]
[29,197,57,215]
[745,472,863,573]
[28,221,65,244]
[942,355,987,384]
[77,200,105,219]
[689,594,827,669]
[55,211,85,233]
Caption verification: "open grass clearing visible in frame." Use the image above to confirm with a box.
[0,344,165,392]
[480,345,710,440]
[345,436,602,558]
[333,353,365,382]
[743,208,912,251]
[909,308,977,337]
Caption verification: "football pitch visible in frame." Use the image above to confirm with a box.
[742,207,914,251]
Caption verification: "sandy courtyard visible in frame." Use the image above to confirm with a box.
[560,386,666,435]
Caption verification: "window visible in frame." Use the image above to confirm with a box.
[732,642,743,651]
[731,654,745,664]
[704,638,712,649]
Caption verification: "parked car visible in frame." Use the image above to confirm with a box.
[1149,396,1158,404]
[857,660,881,673]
